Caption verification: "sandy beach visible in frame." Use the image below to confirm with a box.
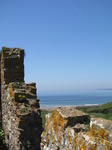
[40,104,99,111]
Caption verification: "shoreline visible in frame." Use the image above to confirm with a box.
[40,104,100,111]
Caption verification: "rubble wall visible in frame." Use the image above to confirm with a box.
[1,47,42,150]
[41,107,112,150]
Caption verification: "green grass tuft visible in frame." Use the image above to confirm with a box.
[41,110,51,130]
[0,121,7,149]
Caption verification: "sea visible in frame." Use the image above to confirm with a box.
[38,90,112,108]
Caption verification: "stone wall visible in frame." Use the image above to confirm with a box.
[41,107,112,150]
[1,47,42,150]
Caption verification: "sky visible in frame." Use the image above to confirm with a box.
[0,0,112,95]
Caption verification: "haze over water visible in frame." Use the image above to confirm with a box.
[39,90,112,107]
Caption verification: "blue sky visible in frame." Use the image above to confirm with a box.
[0,0,112,95]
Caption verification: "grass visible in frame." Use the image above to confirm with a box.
[77,102,112,120]
[41,110,51,130]
[0,121,7,150]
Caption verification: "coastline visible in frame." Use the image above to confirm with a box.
[40,104,100,111]
[39,90,112,110]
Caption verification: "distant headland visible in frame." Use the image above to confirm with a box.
[96,88,112,90]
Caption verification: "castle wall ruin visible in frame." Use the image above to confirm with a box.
[41,108,112,150]
[1,47,42,150]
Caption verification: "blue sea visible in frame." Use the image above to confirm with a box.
[38,90,112,108]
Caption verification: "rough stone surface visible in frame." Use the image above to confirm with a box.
[1,47,42,150]
[90,118,112,142]
[41,107,112,150]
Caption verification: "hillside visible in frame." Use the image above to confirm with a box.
[77,102,112,120]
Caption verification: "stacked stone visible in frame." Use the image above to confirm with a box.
[1,47,25,146]
[41,107,90,150]
[1,47,42,150]
[41,107,112,150]
[1,47,24,84]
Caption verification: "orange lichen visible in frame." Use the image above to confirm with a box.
[9,87,14,97]
[67,130,72,143]
[17,117,21,125]
[58,134,62,144]
[82,143,87,150]
[88,142,97,150]
[52,110,66,131]
[79,139,87,150]
[105,141,112,150]
[101,138,104,144]
[16,110,20,115]
[42,110,112,150]
[73,134,78,148]
[22,95,26,98]
[18,95,21,98]
[90,124,109,141]
[78,138,86,150]
[45,114,52,132]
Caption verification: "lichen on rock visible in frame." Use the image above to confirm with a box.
[41,107,112,150]
[1,47,42,150]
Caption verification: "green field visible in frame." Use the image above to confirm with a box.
[41,110,51,130]
[77,102,112,120]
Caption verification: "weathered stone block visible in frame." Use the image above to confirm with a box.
[41,108,90,150]
[41,108,112,150]
[90,118,112,142]
[1,47,24,84]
